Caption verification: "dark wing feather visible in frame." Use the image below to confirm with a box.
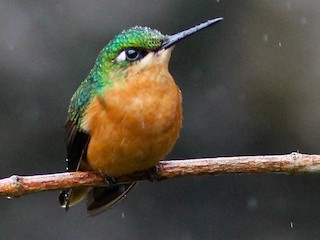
[59,117,90,209]
[65,117,90,172]
[64,73,100,171]
[87,183,136,217]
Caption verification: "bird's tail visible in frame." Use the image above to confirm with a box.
[59,183,136,216]
[59,187,88,210]
[86,183,136,216]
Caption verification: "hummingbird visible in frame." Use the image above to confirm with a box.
[59,17,223,216]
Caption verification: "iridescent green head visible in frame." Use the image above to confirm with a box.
[94,17,223,78]
[95,26,166,73]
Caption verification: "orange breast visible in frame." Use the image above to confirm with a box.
[83,53,182,176]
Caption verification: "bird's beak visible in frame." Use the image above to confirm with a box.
[158,17,223,50]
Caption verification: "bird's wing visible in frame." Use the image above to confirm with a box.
[59,117,90,210]
[65,117,90,172]
[65,77,94,172]
[60,74,98,209]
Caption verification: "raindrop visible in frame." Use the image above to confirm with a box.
[300,17,307,25]
[262,34,269,42]
[247,196,258,210]
[286,2,292,11]
[181,232,192,240]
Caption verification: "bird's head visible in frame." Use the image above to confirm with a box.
[91,17,223,87]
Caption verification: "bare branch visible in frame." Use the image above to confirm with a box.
[1,152,320,198]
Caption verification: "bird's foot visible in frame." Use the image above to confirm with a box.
[146,165,160,182]
[102,175,118,188]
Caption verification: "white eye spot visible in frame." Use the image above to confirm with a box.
[114,51,126,63]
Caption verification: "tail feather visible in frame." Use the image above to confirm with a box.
[59,183,136,215]
[59,187,89,210]
[86,183,136,216]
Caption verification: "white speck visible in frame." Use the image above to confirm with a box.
[216,0,220,2]
[290,222,294,228]
[6,196,12,200]
[247,196,258,210]
[121,212,125,218]
[262,34,268,42]
[278,42,282,47]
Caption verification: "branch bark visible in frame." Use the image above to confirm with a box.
[1,152,320,198]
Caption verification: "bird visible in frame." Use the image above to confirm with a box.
[59,17,223,216]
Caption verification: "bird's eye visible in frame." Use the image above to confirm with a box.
[125,49,139,61]
[114,48,147,63]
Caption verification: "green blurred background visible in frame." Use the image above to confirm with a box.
[1,1,320,239]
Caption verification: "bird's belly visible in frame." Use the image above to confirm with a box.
[87,119,180,176]
[85,88,182,177]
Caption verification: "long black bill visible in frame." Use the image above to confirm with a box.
[159,17,223,50]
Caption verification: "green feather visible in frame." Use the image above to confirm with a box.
[68,26,167,129]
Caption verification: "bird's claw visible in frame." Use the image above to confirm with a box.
[146,165,160,182]
[102,175,118,188]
